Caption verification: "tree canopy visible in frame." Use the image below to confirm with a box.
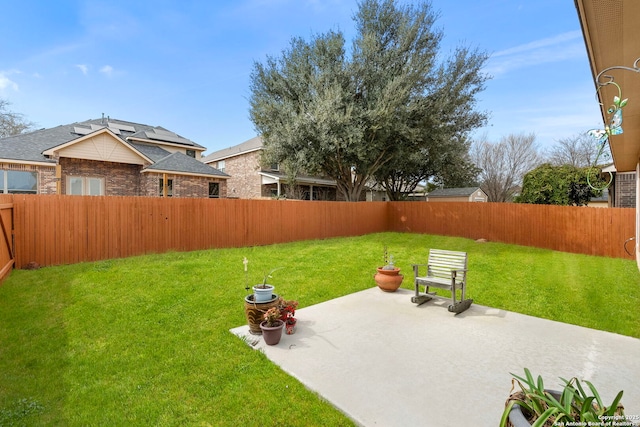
[0,99,35,138]
[249,0,489,201]
[516,163,604,206]
[545,133,604,168]
[471,133,542,202]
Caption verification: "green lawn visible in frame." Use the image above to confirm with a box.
[1,232,639,426]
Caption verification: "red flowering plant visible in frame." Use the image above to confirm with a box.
[278,298,299,326]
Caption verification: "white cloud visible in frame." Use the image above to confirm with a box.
[485,31,585,77]
[100,65,114,77]
[76,64,89,75]
[0,71,19,91]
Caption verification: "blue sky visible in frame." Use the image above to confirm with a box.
[0,0,603,155]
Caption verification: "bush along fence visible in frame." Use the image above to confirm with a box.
[2,194,635,271]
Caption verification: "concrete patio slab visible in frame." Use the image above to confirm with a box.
[230,288,640,427]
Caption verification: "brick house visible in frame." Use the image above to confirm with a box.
[599,165,636,208]
[203,136,339,200]
[0,118,228,197]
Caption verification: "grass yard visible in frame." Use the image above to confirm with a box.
[1,232,639,426]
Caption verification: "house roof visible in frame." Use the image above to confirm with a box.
[0,118,205,164]
[259,170,336,187]
[143,152,229,177]
[203,136,263,163]
[427,187,484,198]
[0,118,225,177]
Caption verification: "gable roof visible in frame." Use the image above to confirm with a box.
[0,118,225,177]
[143,152,229,177]
[427,187,484,198]
[203,136,263,163]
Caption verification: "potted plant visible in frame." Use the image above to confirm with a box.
[278,298,299,334]
[243,258,280,335]
[500,368,626,427]
[374,246,403,292]
[260,307,285,345]
[253,267,283,302]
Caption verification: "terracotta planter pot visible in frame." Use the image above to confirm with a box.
[260,320,284,345]
[374,267,403,292]
[244,293,279,335]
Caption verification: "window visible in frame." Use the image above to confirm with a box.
[186,149,196,158]
[159,178,173,197]
[217,160,225,173]
[270,163,279,171]
[0,170,38,194]
[67,177,104,196]
[209,182,219,198]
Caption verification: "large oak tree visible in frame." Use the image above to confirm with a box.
[249,0,489,201]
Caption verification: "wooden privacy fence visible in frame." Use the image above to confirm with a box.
[10,195,387,269]
[0,198,14,280]
[388,201,635,259]
[4,195,636,270]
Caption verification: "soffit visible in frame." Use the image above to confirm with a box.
[576,0,640,172]
[575,0,640,172]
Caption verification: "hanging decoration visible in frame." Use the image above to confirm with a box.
[586,82,627,190]
[585,57,640,191]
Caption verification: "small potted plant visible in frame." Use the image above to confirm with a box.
[500,368,626,427]
[253,267,283,302]
[260,307,285,345]
[278,298,299,334]
[374,246,403,292]
[243,258,280,335]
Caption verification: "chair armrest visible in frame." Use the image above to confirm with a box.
[450,269,467,279]
[412,264,427,276]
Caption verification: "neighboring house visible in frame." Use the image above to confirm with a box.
[203,136,339,200]
[588,188,610,208]
[600,164,635,208]
[426,187,488,202]
[0,117,228,198]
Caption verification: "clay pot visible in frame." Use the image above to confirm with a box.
[374,267,403,292]
[260,320,284,345]
[244,293,279,335]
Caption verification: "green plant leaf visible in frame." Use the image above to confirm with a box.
[531,407,559,427]
[603,390,624,416]
[572,378,588,399]
[580,396,596,418]
[585,380,603,409]
[499,400,517,427]
[536,374,544,392]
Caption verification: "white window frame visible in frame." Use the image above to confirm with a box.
[67,176,105,196]
[0,170,38,194]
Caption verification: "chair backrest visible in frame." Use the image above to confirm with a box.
[428,249,467,280]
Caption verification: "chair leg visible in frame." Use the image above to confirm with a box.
[411,281,432,305]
